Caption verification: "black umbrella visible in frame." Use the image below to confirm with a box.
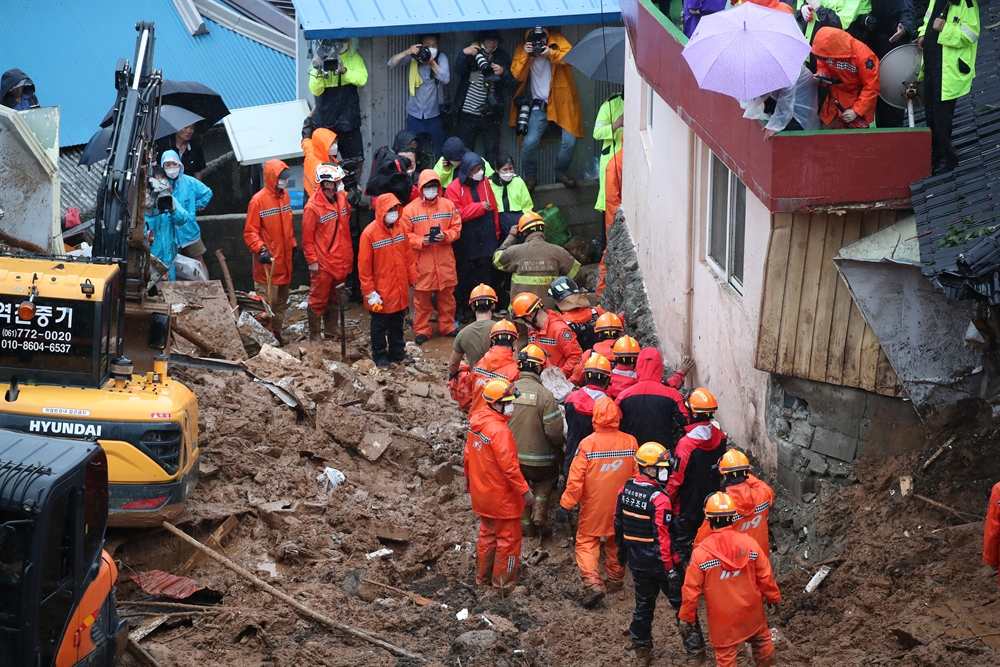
[563,27,627,85]
[98,79,229,128]
[80,105,204,165]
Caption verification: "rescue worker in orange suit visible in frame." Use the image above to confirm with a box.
[615,443,706,666]
[562,355,614,486]
[616,348,690,449]
[510,344,565,537]
[493,212,581,310]
[549,276,608,354]
[812,27,881,129]
[358,194,418,367]
[680,492,781,667]
[597,148,623,296]
[985,479,1000,585]
[609,335,641,400]
[468,319,521,414]
[667,388,728,567]
[511,292,583,378]
[402,170,463,344]
[557,396,639,606]
[464,378,534,593]
[302,126,339,199]
[693,450,775,556]
[570,312,623,386]
[302,163,353,342]
[244,159,296,346]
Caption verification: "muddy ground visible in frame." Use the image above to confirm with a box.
[112,298,999,667]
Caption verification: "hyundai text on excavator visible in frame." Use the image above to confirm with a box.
[0,429,127,667]
[0,22,200,527]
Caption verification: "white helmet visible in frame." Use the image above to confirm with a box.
[316,162,345,184]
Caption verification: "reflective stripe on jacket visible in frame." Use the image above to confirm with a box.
[509,372,565,466]
[464,406,530,520]
[244,159,295,285]
[358,193,417,313]
[302,188,353,282]
[402,170,462,292]
[918,0,980,101]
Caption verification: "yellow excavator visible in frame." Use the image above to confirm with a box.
[0,21,200,527]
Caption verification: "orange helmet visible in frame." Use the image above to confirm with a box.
[635,442,670,468]
[612,335,640,361]
[517,211,545,235]
[518,343,547,369]
[688,387,718,414]
[482,378,519,404]
[704,492,738,518]
[469,283,498,306]
[511,292,543,319]
[583,353,612,377]
[594,312,624,336]
[719,449,751,475]
[490,319,519,342]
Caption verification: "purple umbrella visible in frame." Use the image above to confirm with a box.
[682,4,811,101]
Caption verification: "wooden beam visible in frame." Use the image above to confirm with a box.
[755,213,793,372]
[176,515,239,576]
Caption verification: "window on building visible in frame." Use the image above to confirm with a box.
[646,84,654,131]
[707,153,746,293]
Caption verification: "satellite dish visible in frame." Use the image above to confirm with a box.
[878,43,923,127]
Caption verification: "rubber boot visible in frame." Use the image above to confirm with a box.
[633,646,652,667]
[679,620,706,664]
[307,312,322,342]
[272,313,285,347]
[322,309,338,340]
[581,582,606,608]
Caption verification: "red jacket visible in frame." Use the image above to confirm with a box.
[608,365,637,399]
[569,339,614,386]
[245,159,295,286]
[527,311,583,377]
[813,27,880,125]
[302,187,353,282]
[302,128,337,199]
[358,194,417,313]
[616,348,690,448]
[401,170,462,292]
[464,406,530,520]
[468,346,520,415]
[985,481,1000,584]
[680,527,780,648]
[667,421,727,521]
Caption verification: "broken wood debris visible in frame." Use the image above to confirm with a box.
[177,515,239,576]
[913,494,983,521]
[921,436,956,471]
[363,579,434,606]
[161,521,423,661]
[804,565,832,593]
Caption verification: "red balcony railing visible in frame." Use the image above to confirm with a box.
[621,0,931,212]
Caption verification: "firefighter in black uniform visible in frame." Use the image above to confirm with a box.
[615,442,706,667]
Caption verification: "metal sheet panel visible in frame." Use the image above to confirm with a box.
[223,100,311,164]
[0,106,61,253]
[294,0,622,38]
[0,0,295,147]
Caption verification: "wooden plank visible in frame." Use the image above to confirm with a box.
[859,324,881,392]
[851,211,885,391]
[176,515,239,576]
[809,212,845,381]
[775,213,811,375]
[793,212,829,378]
[755,213,794,372]
[826,211,863,385]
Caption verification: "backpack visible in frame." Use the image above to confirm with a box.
[364,146,412,204]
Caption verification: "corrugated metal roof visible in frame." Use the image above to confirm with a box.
[293,0,622,38]
[912,1,1000,302]
[59,147,105,222]
[0,0,295,147]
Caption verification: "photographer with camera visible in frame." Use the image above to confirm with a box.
[389,34,451,160]
[509,26,583,192]
[454,31,515,167]
[310,39,368,179]
[145,165,194,282]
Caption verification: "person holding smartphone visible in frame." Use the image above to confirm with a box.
[402,170,463,344]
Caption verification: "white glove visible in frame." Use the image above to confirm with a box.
[800,5,813,21]
[366,292,383,306]
[308,262,319,272]
[807,0,821,8]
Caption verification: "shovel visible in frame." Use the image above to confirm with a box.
[336,282,347,361]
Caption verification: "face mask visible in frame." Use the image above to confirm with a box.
[472,171,485,182]
[385,210,399,225]
[503,403,515,417]
[329,143,338,157]
[429,47,438,58]
[337,181,345,192]
[164,166,180,179]
[407,168,415,177]
[657,469,670,482]
[277,178,289,190]
[499,172,515,183]
[423,186,438,200]
[338,42,349,53]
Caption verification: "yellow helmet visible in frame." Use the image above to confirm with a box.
[635,442,670,468]
[482,378,519,404]
[704,492,738,518]
[719,449,751,475]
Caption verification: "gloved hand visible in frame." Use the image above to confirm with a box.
[258,247,273,264]
[680,355,695,374]
[522,490,535,507]
[799,5,813,21]
[617,550,627,567]
[555,507,571,524]
[666,567,682,594]
[366,292,383,306]
[308,262,319,275]
[677,619,694,634]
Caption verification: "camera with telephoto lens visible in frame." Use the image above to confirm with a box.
[516,103,532,135]
[475,48,493,77]
[322,56,340,73]
[416,45,433,64]
[528,26,547,57]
